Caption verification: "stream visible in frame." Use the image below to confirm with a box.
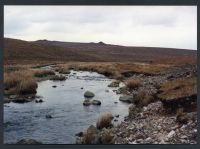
[4,70,129,144]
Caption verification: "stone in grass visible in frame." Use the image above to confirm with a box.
[84,91,95,98]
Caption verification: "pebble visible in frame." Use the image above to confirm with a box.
[167,130,175,138]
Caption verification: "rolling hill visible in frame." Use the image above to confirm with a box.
[4,38,197,65]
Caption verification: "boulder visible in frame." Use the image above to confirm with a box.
[52,85,57,88]
[119,95,133,103]
[84,91,95,98]
[16,139,42,144]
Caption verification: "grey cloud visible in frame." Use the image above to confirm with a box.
[4,6,197,50]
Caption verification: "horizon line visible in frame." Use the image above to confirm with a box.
[4,37,197,51]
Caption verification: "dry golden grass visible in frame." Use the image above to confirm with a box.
[4,70,38,95]
[96,113,113,130]
[82,125,100,144]
[4,65,29,73]
[58,62,172,80]
[158,76,197,101]
[82,128,93,144]
[125,79,142,89]
[99,129,114,144]
[134,87,155,107]
[32,69,55,77]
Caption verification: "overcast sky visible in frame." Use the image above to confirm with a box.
[4,6,197,50]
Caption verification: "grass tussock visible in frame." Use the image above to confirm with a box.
[32,69,55,77]
[158,76,197,101]
[96,113,113,130]
[82,125,99,144]
[134,87,155,107]
[126,79,142,90]
[4,70,38,95]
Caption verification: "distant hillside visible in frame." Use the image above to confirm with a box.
[4,38,197,65]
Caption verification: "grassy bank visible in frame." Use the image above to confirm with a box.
[4,66,55,96]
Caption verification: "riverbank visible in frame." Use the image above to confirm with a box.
[3,62,197,144]
[74,63,197,144]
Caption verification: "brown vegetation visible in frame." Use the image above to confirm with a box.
[4,38,196,65]
[134,87,155,107]
[96,113,113,130]
[57,62,174,80]
[125,79,142,89]
[158,76,197,101]
[4,70,38,95]
[32,69,55,77]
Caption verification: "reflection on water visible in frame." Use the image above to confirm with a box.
[4,70,129,144]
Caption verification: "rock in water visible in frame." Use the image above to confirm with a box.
[108,81,120,87]
[83,99,91,106]
[92,100,101,105]
[45,114,53,119]
[84,91,95,98]
[16,139,42,144]
[38,99,43,103]
[75,132,83,137]
[119,95,133,103]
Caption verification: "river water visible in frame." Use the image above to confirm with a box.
[4,70,129,144]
